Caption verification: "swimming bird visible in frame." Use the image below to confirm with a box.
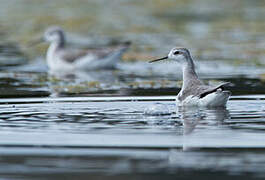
[39,26,130,72]
[149,47,231,107]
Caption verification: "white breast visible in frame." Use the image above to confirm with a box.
[46,43,57,69]
[46,44,74,72]
[176,95,200,107]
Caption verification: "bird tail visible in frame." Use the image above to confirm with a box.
[101,41,131,68]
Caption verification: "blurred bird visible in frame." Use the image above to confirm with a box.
[34,26,131,72]
[149,47,231,107]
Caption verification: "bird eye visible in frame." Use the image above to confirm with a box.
[174,51,180,55]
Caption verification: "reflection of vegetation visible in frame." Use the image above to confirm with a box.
[33,73,49,84]
[259,73,265,82]
[48,78,181,95]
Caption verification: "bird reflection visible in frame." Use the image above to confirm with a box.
[178,106,230,151]
[47,69,125,97]
[49,69,120,82]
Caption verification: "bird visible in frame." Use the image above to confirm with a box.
[40,26,131,72]
[149,47,231,107]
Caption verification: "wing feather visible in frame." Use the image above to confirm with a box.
[197,82,231,98]
[58,42,131,63]
[179,82,230,101]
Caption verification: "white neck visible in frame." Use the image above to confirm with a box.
[181,58,200,89]
[46,42,60,68]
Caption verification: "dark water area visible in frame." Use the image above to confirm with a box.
[1,0,265,179]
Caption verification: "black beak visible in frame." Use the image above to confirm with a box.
[27,37,45,47]
[149,56,168,63]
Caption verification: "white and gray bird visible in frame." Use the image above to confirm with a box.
[149,47,231,107]
[40,26,130,72]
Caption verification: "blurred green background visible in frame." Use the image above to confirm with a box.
[1,0,265,64]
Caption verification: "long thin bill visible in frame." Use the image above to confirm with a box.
[148,56,168,63]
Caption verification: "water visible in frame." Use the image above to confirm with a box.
[1,96,265,179]
[1,0,265,179]
[2,74,265,179]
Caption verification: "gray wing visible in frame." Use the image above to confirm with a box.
[59,42,131,63]
[196,82,231,98]
[180,82,230,101]
[59,49,89,63]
